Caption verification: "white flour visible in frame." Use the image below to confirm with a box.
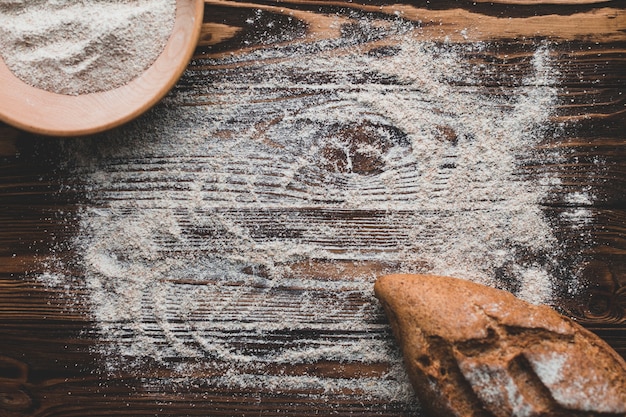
[40,20,588,410]
[0,0,176,95]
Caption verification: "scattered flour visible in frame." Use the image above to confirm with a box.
[38,18,586,411]
[561,190,595,229]
[0,0,176,95]
[530,351,567,386]
[526,349,625,413]
[458,363,535,417]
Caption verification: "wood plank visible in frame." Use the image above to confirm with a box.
[1,1,625,416]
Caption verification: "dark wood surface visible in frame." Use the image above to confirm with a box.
[1,1,625,416]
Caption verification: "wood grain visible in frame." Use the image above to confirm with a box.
[1,1,625,416]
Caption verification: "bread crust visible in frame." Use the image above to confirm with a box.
[374,274,626,417]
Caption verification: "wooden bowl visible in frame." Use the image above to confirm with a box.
[0,0,204,137]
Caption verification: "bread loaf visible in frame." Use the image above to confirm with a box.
[374,274,626,417]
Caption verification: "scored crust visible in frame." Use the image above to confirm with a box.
[374,274,626,417]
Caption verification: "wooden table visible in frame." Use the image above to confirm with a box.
[1,1,625,416]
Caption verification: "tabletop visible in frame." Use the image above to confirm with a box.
[1,1,625,416]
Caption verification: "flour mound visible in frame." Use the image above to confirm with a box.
[0,0,176,95]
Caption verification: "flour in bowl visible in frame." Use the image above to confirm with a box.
[0,0,176,95]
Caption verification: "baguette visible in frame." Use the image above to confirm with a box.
[374,274,626,417]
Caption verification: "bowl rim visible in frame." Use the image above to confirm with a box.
[0,0,205,137]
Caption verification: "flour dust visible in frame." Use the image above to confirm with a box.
[39,22,587,409]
